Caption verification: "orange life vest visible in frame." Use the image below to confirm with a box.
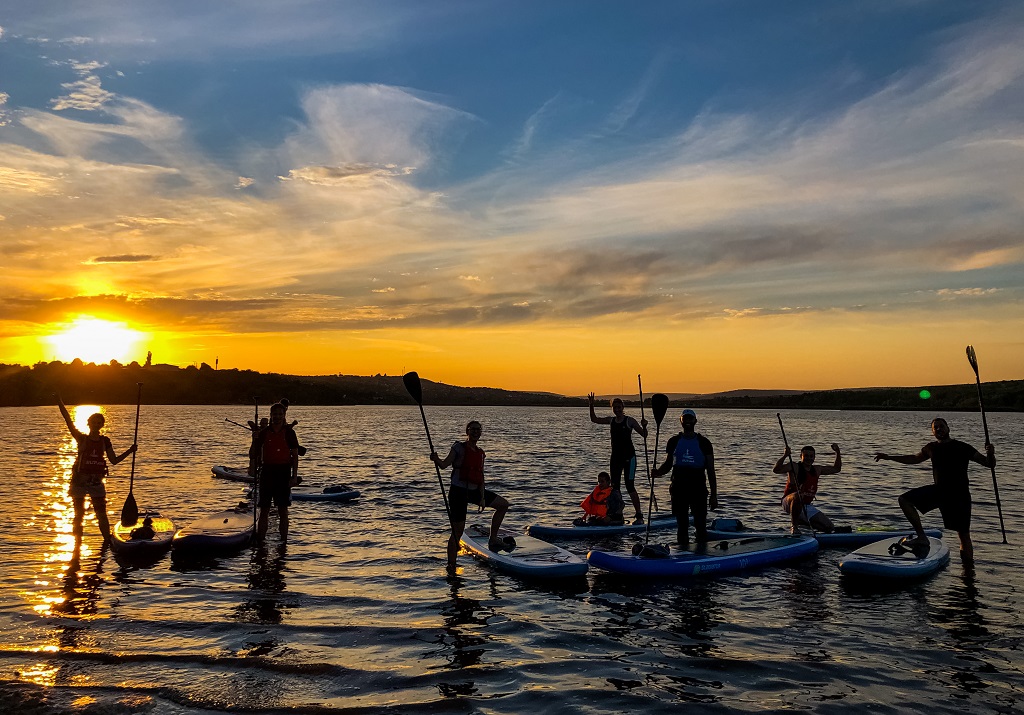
[261,428,293,465]
[581,485,612,518]
[458,443,485,486]
[783,465,819,502]
[75,436,109,481]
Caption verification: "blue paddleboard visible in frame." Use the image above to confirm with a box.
[526,514,683,539]
[706,518,942,548]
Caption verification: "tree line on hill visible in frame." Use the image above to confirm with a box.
[0,360,1021,410]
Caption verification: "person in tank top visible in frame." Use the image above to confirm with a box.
[875,417,994,564]
[57,394,137,543]
[773,443,842,533]
[651,409,717,546]
[588,393,648,524]
[432,420,510,573]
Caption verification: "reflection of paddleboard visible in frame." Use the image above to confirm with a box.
[588,535,818,578]
[460,524,588,578]
[526,514,684,539]
[211,465,253,483]
[291,486,360,502]
[172,503,254,554]
[839,536,949,579]
[110,512,176,558]
[706,518,942,548]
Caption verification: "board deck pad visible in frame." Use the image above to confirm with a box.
[460,524,588,578]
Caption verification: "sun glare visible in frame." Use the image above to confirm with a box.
[45,317,146,364]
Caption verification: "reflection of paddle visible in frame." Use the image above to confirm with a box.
[120,383,143,526]
[638,375,658,513]
[403,372,452,525]
[644,393,669,546]
[777,413,814,536]
[966,345,1007,543]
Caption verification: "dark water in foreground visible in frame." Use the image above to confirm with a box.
[0,405,1021,713]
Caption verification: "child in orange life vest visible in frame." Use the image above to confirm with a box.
[56,394,137,543]
[577,472,621,526]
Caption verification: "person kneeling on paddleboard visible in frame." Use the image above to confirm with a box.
[651,409,718,547]
[431,420,510,572]
[773,444,842,533]
[575,472,625,526]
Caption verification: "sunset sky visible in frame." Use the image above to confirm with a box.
[1,1,1021,395]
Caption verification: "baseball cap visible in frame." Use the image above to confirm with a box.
[680,409,697,423]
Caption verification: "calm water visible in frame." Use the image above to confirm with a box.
[0,405,1021,714]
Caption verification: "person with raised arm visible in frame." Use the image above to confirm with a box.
[875,417,994,564]
[773,444,842,533]
[56,395,137,543]
[588,393,648,524]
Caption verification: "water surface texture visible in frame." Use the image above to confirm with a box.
[1,405,1021,713]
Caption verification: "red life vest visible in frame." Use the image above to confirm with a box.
[458,443,485,486]
[261,428,292,465]
[783,465,819,502]
[581,485,612,518]
[76,436,109,480]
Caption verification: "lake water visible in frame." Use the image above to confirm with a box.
[0,405,1021,713]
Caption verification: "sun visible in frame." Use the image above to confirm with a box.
[46,317,147,364]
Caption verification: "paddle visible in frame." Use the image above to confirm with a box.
[120,383,143,526]
[966,345,1007,543]
[638,375,658,515]
[777,413,814,536]
[251,397,259,535]
[643,393,669,546]
[403,372,453,525]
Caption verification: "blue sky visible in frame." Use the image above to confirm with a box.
[0,1,1021,392]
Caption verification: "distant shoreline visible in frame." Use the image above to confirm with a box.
[1,361,1021,411]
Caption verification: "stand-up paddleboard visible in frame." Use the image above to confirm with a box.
[211,465,253,483]
[526,514,686,539]
[110,512,176,559]
[460,524,588,578]
[839,536,949,579]
[172,502,255,554]
[587,535,817,578]
[706,518,942,548]
[291,485,360,502]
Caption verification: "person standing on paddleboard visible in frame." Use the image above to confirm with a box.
[651,409,717,546]
[875,417,994,564]
[431,420,510,572]
[56,395,137,544]
[774,444,842,533]
[588,394,648,524]
[250,402,300,542]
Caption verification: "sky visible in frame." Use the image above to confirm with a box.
[0,1,1022,395]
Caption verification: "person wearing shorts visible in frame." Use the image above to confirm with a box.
[250,402,300,542]
[773,443,842,533]
[875,417,995,564]
[588,393,648,524]
[57,395,137,543]
[652,409,718,546]
[432,420,509,573]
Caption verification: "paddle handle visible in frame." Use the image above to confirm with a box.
[967,347,1007,543]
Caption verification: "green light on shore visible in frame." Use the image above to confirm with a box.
[920,389,931,399]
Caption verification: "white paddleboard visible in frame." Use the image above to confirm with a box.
[211,465,253,483]
[839,536,950,579]
[110,512,176,559]
[460,524,588,578]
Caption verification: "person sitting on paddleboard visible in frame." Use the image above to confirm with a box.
[250,402,300,542]
[875,417,994,564]
[773,444,841,533]
[431,420,510,572]
[588,393,648,525]
[56,394,137,544]
[651,409,717,546]
[576,471,625,526]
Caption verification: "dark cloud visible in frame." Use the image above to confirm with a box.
[89,254,157,263]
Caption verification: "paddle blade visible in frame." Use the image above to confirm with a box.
[651,393,669,425]
[966,345,979,376]
[121,492,139,526]
[403,371,423,404]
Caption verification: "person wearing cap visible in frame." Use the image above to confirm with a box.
[651,409,717,545]
[588,393,648,524]
[773,444,841,533]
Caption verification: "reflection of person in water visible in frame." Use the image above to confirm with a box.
[434,575,487,696]
[54,543,105,619]
[235,543,288,626]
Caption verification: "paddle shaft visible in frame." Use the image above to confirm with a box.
[252,398,259,534]
[638,375,658,524]
[416,402,453,524]
[645,394,669,546]
[967,347,1007,543]
[777,413,814,536]
[128,383,142,492]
